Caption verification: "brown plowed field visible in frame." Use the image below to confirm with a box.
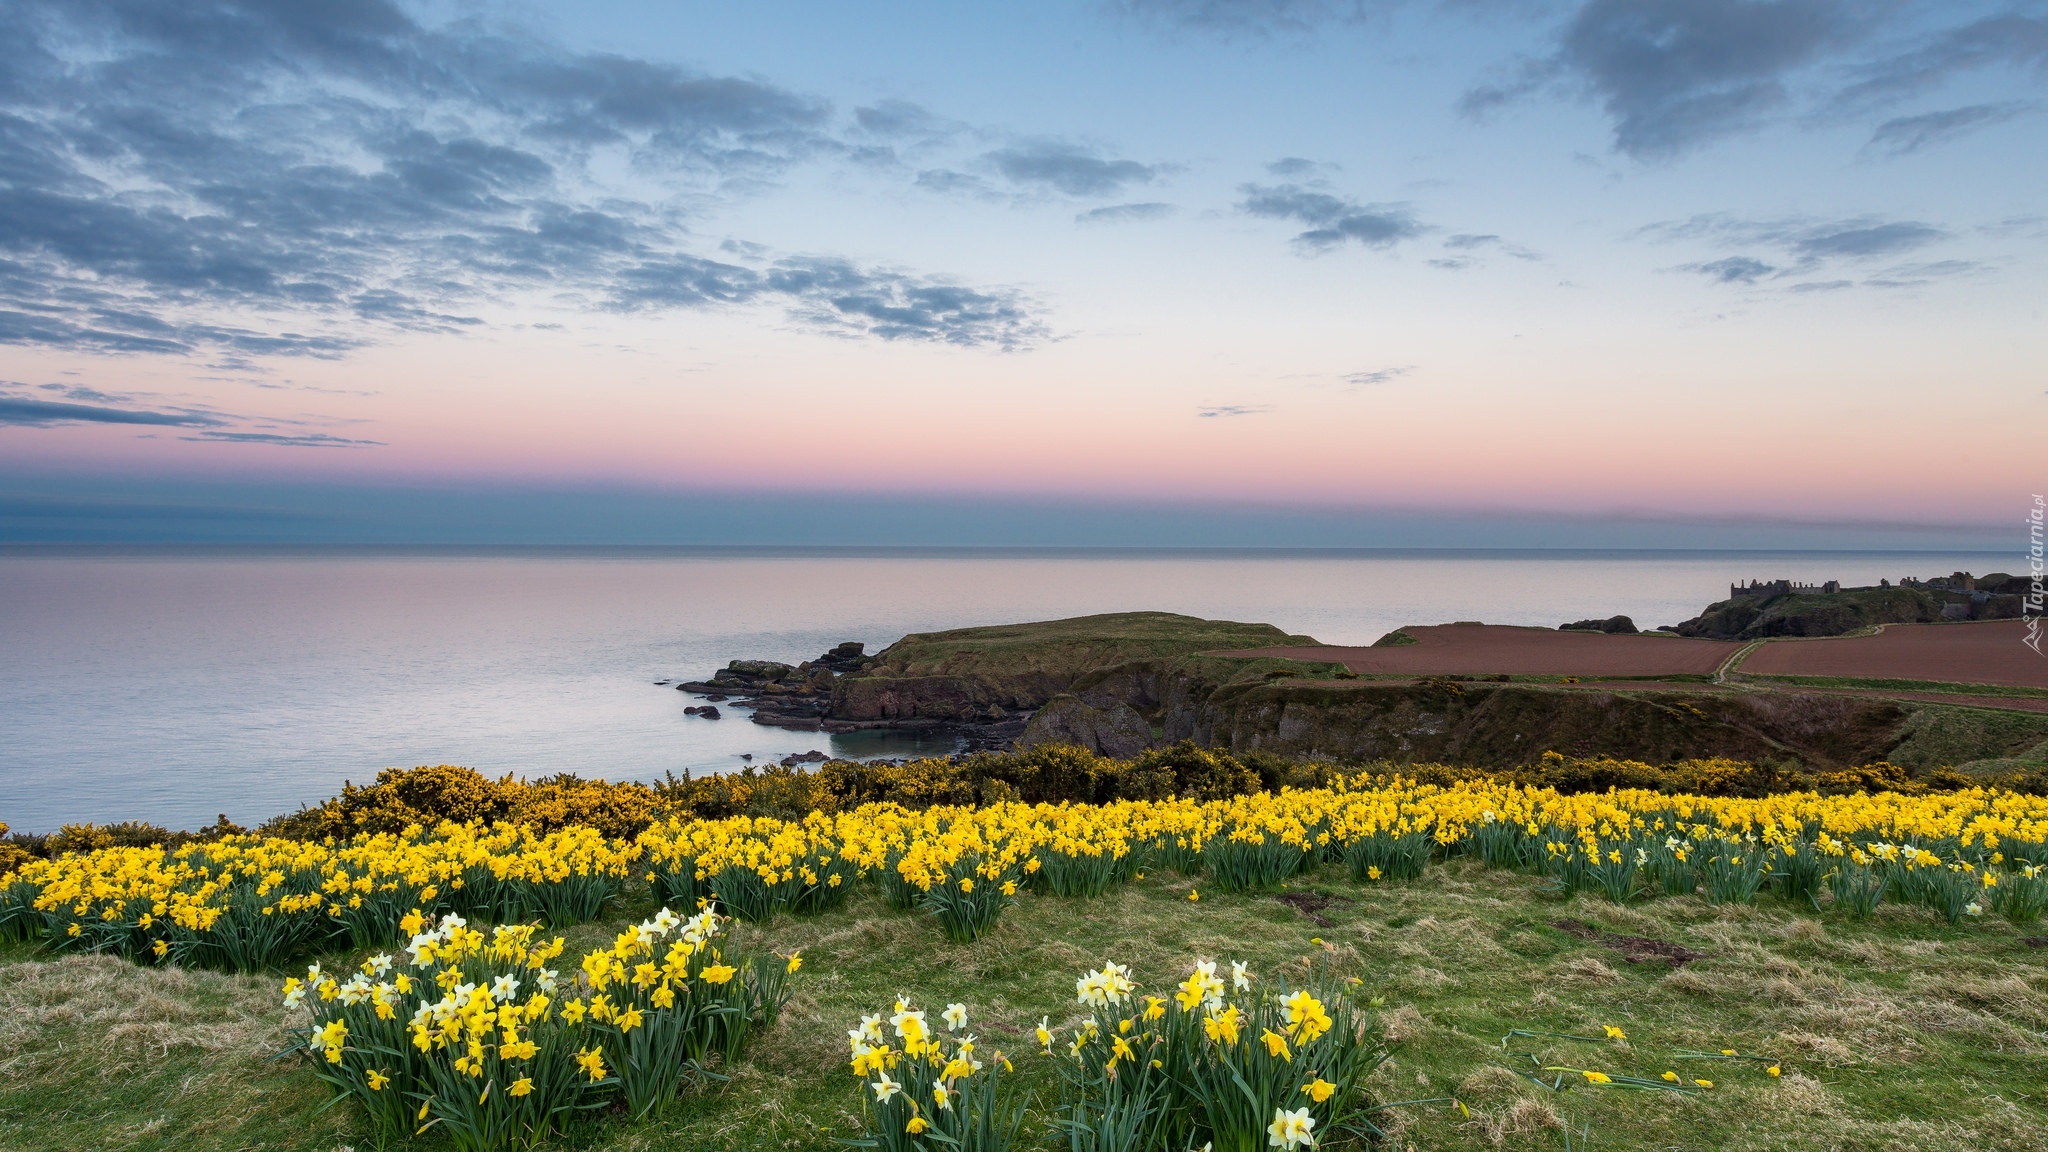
[1740,620,2048,689]
[1220,623,1740,678]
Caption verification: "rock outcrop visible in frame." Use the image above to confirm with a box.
[1560,615,1638,634]
[1020,695,1155,758]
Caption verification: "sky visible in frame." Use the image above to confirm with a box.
[0,0,2043,546]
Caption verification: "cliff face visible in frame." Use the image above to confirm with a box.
[1187,680,1912,767]
[1015,662,2047,772]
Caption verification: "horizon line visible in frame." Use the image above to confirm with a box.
[0,543,2018,558]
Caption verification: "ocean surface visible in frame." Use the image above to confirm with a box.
[0,546,2012,832]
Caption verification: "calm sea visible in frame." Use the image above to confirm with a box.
[0,547,2010,832]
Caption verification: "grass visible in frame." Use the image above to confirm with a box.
[869,612,1318,681]
[1736,675,2048,701]
[5,861,2047,1152]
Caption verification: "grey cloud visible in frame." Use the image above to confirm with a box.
[0,307,362,358]
[1835,13,2048,111]
[915,169,995,196]
[1439,232,1541,261]
[1864,258,1983,287]
[1113,0,1384,35]
[1685,255,1777,283]
[1076,202,1175,224]
[179,430,384,447]
[1652,212,1966,289]
[1787,279,1854,292]
[1428,257,1475,270]
[604,251,1043,348]
[984,140,1162,197]
[1468,3,2048,159]
[853,100,966,146]
[0,394,226,427]
[1197,404,1272,417]
[1554,0,1849,157]
[1791,221,1943,259]
[38,383,132,403]
[1867,102,2032,153]
[1267,156,1337,177]
[765,259,1046,349]
[607,254,766,309]
[1238,183,1425,251]
[1342,366,1413,386]
[0,1,1045,358]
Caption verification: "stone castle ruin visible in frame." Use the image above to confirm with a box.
[1725,572,2008,623]
[1729,578,1841,599]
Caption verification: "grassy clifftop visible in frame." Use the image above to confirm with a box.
[865,612,1317,679]
[831,613,1322,723]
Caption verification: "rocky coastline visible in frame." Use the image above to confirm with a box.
[672,640,1029,751]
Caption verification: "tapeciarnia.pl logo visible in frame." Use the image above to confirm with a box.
[2026,494,2044,656]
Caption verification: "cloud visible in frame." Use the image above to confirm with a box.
[914,169,995,196]
[1463,3,2045,159]
[1790,221,1944,259]
[1554,0,1849,157]
[1649,213,1963,289]
[1076,202,1176,224]
[0,395,226,427]
[984,140,1162,196]
[0,2,1047,358]
[1684,255,1777,283]
[1834,13,2048,111]
[1238,183,1425,251]
[1438,232,1541,263]
[1,382,386,445]
[1863,258,1983,287]
[1267,157,1338,177]
[1867,102,2032,154]
[178,431,384,447]
[1112,0,1383,35]
[604,251,1042,347]
[853,100,966,144]
[764,259,1047,349]
[1197,404,1273,417]
[1341,366,1414,387]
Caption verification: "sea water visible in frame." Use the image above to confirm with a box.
[0,546,2009,831]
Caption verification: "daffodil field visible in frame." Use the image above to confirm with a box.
[9,780,2045,972]
[4,773,2048,1149]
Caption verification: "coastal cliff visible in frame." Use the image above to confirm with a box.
[678,612,2048,773]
